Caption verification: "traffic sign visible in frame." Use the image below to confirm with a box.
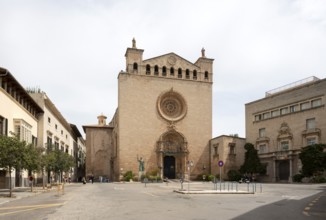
[218,160,224,167]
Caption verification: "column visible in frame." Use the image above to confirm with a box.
[273,159,277,182]
[288,156,293,183]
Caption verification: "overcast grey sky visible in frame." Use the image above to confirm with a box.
[1,0,326,138]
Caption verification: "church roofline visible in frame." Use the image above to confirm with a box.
[124,47,144,57]
[143,52,200,68]
[82,125,113,133]
[194,57,215,64]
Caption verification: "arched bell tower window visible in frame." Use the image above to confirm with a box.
[154,65,159,76]
[178,68,182,78]
[146,64,151,75]
[162,66,167,76]
[193,70,197,80]
[204,71,209,80]
[170,67,174,76]
[186,69,190,79]
[133,63,138,71]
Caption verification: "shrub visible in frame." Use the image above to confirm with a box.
[292,173,304,182]
[123,171,135,181]
[144,169,161,182]
[196,173,209,181]
[227,170,242,181]
[207,174,215,181]
[147,169,159,176]
[312,176,326,183]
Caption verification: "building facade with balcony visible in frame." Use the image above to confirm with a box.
[245,77,326,182]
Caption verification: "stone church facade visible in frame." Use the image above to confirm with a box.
[84,39,214,181]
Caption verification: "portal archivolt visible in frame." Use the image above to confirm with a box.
[156,130,188,179]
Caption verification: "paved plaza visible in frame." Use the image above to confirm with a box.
[0,181,325,220]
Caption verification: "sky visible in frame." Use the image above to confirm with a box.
[1,0,326,138]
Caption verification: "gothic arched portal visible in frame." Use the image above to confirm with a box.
[157,130,189,179]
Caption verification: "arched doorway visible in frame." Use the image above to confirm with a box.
[164,156,176,179]
[157,130,188,179]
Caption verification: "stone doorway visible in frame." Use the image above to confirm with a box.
[278,160,290,181]
[164,156,176,179]
[157,130,189,179]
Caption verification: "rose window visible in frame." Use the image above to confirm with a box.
[157,89,187,122]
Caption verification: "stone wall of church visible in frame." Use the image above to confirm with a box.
[117,72,212,179]
[85,127,113,181]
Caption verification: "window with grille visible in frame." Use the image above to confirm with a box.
[280,141,289,151]
[0,116,8,136]
[300,102,310,110]
[259,144,268,153]
[312,98,321,108]
[271,110,279,117]
[280,107,288,115]
[263,112,270,119]
[259,128,265,138]
[290,105,298,113]
[306,118,315,129]
[229,143,236,155]
[213,144,219,155]
[307,137,316,145]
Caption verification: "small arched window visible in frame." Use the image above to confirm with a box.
[170,67,174,76]
[162,66,167,76]
[204,71,209,80]
[178,68,182,78]
[186,69,190,79]
[146,64,151,75]
[154,65,159,75]
[133,63,138,71]
[193,70,197,80]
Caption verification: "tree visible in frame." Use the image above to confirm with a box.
[299,144,326,177]
[44,149,75,183]
[0,135,24,197]
[22,144,44,191]
[240,143,266,176]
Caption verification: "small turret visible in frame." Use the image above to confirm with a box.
[125,38,144,73]
[97,114,107,126]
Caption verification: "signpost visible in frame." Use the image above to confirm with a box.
[218,161,224,191]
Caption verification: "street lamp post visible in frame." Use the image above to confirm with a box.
[187,160,193,192]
